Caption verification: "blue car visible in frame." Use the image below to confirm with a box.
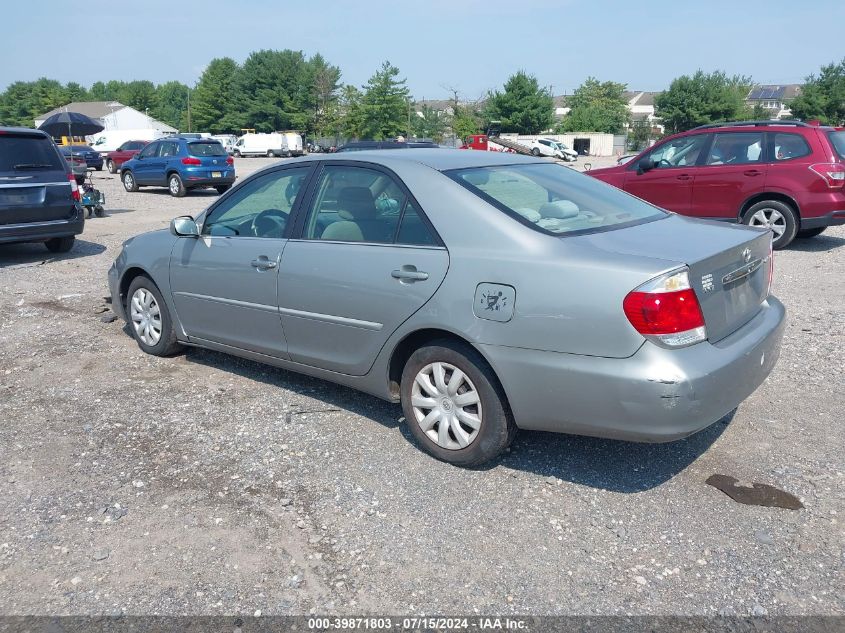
[119,136,235,197]
[65,144,103,170]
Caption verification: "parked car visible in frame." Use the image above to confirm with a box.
[106,140,149,174]
[336,140,439,151]
[232,133,286,157]
[524,138,578,161]
[0,126,83,252]
[119,137,234,197]
[108,150,784,466]
[66,144,103,170]
[588,120,845,249]
[59,146,88,184]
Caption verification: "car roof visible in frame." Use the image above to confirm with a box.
[0,126,51,138]
[334,148,548,171]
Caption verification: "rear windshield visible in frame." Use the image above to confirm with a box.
[827,131,845,159]
[188,141,226,157]
[0,134,65,171]
[447,162,666,236]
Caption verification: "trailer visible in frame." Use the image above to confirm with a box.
[459,121,535,155]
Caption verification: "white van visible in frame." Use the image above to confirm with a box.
[280,132,304,156]
[88,129,166,156]
[210,134,238,154]
[233,133,285,157]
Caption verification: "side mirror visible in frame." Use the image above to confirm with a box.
[170,216,199,237]
[637,158,656,174]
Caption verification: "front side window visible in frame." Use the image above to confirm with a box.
[202,167,310,239]
[646,134,709,168]
[304,166,406,243]
[706,132,764,165]
[137,143,158,159]
[449,163,665,236]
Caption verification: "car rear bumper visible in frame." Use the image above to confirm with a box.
[800,209,845,229]
[481,296,786,442]
[0,206,84,245]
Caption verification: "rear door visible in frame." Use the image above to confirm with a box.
[691,131,767,219]
[623,133,710,214]
[278,163,448,375]
[0,132,74,225]
[186,141,231,179]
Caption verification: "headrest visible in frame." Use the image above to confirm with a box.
[539,200,579,219]
[337,187,376,220]
[462,170,490,186]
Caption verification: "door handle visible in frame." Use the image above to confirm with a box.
[391,265,429,283]
[744,169,763,177]
[676,174,692,181]
[251,256,277,271]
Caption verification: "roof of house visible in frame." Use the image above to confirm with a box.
[747,84,802,101]
[35,101,125,121]
[624,91,661,107]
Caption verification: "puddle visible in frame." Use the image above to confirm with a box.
[706,474,803,510]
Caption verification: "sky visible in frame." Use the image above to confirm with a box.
[2,0,844,99]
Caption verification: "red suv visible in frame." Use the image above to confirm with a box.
[589,121,845,248]
[105,140,149,174]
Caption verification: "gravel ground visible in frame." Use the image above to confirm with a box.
[0,155,842,617]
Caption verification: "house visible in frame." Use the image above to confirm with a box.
[34,101,177,134]
[623,91,663,130]
[745,85,802,119]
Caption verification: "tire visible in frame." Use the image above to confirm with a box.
[266,150,275,158]
[400,340,516,467]
[796,227,826,239]
[122,171,138,192]
[531,148,540,156]
[44,236,75,253]
[107,160,116,174]
[233,150,241,158]
[94,205,105,218]
[215,185,232,195]
[168,173,186,198]
[125,275,183,357]
[742,199,798,250]
[95,165,103,171]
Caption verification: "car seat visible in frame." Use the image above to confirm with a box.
[320,187,394,242]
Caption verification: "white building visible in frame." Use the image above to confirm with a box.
[34,101,177,134]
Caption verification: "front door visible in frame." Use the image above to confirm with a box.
[169,165,312,357]
[690,131,767,219]
[623,133,710,215]
[132,141,160,184]
[278,164,448,375]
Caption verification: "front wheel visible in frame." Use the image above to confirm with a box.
[45,236,75,253]
[122,171,138,192]
[126,276,183,357]
[233,150,241,158]
[400,340,516,467]
[742,200,798,250]
[168,173,186,197]
[796,227,826,239]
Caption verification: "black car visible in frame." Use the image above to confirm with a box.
[66,144,103,170]
[0,127,84,253]
[336,140,439,152]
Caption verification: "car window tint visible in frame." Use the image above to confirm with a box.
[189,142,227,157]
[304,166,406,243]
[648,134,708,168]
[158,142,179,157]
[202,167,310,239]
[396,201,438,246]
[772,133,811,161]
[706,132,764,165]
[0,134,64,171]
[138,143,158,159]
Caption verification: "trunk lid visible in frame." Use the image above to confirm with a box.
[578,215,772,343]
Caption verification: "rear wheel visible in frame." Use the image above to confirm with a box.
[531,147,540,156]
[400,340,516,467]
[45,236,75,253]
[126,276,183,357]
[215,185,232,195]
[107,159,116,174]
[742,200,798,250]
[122,171,138,192]
[266,150,275,158]
[168,173,186,197]
[796,227,826,239]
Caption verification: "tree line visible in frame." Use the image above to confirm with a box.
[0,51,842,141]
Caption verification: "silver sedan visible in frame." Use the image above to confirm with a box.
[108,150,785,466]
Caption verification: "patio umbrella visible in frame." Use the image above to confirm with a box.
[38,111,104,141]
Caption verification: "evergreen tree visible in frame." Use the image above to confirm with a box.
[360,61,410,140]
[191,57,240,133]
[559,78,629,134]
[484,71,553,134]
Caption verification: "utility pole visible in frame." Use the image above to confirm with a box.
[186,90,192,132]
[407,97,411,140]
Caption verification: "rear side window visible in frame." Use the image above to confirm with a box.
[0,134,64,171]
[772,133,811,161]
[189,142,227,157]
[827,131,845,159]
[158,141,179,157]
[706,132,763,165]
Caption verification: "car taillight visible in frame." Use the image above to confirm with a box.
[226,156,234,165]
[623,269,706,347]
[181,157,201,165]
[809,163,845,188]
[68,173,80,201]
